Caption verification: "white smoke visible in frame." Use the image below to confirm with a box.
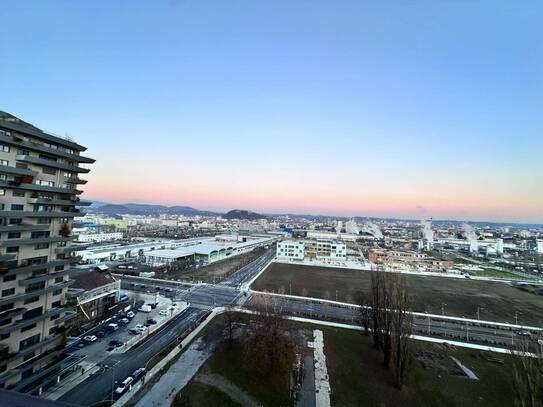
[345,219,359,234]
[361,222,383,239]
[463,223,478,253]
[421,219,434,243]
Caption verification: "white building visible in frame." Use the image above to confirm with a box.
[537,240,543,254]
[276,241,305,260]
[77,232,124,243]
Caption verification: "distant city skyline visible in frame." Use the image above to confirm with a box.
[3,1,542,224]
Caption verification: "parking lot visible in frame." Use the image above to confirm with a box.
[70,291,185,364]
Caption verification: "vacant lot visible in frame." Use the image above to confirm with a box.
[252,263,543,326]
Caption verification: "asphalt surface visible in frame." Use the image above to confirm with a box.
[220,249,275,287]
[58,307,208,406]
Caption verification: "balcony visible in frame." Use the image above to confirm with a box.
[0,179,82,195]
[0,210,79,219]
[15,155,90,173]
[0,224,51,233]
[0,281,72,307]
[0,254,16,262]
[3,259,71,276]
[18,269,69,286]
[0,164,38,177]
[0,236,75,247]
[65,177,87,184]
[0,131,94,163]
[27,197,80,206]
[0,308,69,335]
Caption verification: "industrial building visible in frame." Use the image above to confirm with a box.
[145,235,276,266]
[76,232,123,243]
[0,111,94,388]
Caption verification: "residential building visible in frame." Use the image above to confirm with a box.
[66,269,120,333]
[276,239,346,261]
[0,111,93,388]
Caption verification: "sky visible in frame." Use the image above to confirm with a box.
[1,1,542,223]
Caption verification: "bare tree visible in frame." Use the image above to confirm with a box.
[512,339,543,407]
[369,269,382,350]
[391,276,412,389]
[224,308,238,348]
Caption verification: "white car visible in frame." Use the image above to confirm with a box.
[84,335,97,342]
[159,310,168,316]
[126,311,135,319]
[115,376,134,395]
[135,324,147,332]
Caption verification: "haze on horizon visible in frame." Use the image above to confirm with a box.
[2,1,542,224]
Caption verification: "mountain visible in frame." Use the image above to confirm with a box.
[89,202,219,217]
[222,209,267,221]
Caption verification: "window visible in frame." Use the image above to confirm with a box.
[63,172,74,178]
[7,232,21,239]
[1,288,14,297]
[12,191,25,197]
[25,281,45,293]
[19,333,40,351]
[0,189,4,196]
[6,246,19,253]
[43,143,58,150]
[16,162,28,169]
[0,129,11,137]
[37,218,51,224]
[31,231,50,239]
[21,323,37,333]
[54,276,64,284]
[49,326,59,335]
[33,205,52,213]
[51,300,61,308]
[54,265,64,271]
[24,296,40,305]
[42,167,56,175]
[0,333,10,340]
[0,144,9,153]
[35,180,55,187]
[10,204,24,211]
[2,275,15,283]
[16,148,29,156]
[52,288,62,296]
[0,318,12,327]
[50,313,60,321]
[34,243,49,250]
[23,351,35,361]
[22,307,42,320]
[0,302,14,311]
[0,159,8,166]
[8,218,22,225]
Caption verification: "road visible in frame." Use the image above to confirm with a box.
[58,307,208,406]
[220,248,275,287]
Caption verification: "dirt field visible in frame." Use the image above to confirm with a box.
[252,263,543,326]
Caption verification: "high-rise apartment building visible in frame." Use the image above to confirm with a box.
[0,111,94,388]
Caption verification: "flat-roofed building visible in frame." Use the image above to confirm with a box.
[0,111,94,388]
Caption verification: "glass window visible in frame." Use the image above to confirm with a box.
[0,145,9,153]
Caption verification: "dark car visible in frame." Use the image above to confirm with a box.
[106,346,115,352]
[95,330,106,338]
[146,319,157,325]
[109,340,124,348]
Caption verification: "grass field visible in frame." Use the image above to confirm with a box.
[174,316,516,406]
[323,326,515,407]
[252,262,543,326]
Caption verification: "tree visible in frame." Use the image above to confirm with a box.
[224,308,238,348]
[391,276,412,389]
[512,339,543,407]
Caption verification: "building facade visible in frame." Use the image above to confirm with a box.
[276,240,305,260]
[0,111,93,388]
[76,232,123,243]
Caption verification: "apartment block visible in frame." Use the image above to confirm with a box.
[0,111,94,388]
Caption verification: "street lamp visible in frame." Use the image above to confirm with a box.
[441,303,447,316]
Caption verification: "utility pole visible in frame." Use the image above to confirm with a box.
[441,303,446,316]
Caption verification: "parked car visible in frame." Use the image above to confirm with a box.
[109,340,123,348]
[146,319,157,325]
[107,323,119,331]
[115,376,134,396]
[129,328,141,335]
[132,368,147,382]
[119,318,130,324]
[159,309,168,316]
[127,311,135,319]
[138,305,152,313]
[95,331,106,338]
[84,335,97,342]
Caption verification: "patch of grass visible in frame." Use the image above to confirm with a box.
[252,262,543,325]
[206,342,292,406]
[172,381,240,407]
[321,326,515,406]
[472,269,524,279]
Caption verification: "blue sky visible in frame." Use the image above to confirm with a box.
[1,1,542,222]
